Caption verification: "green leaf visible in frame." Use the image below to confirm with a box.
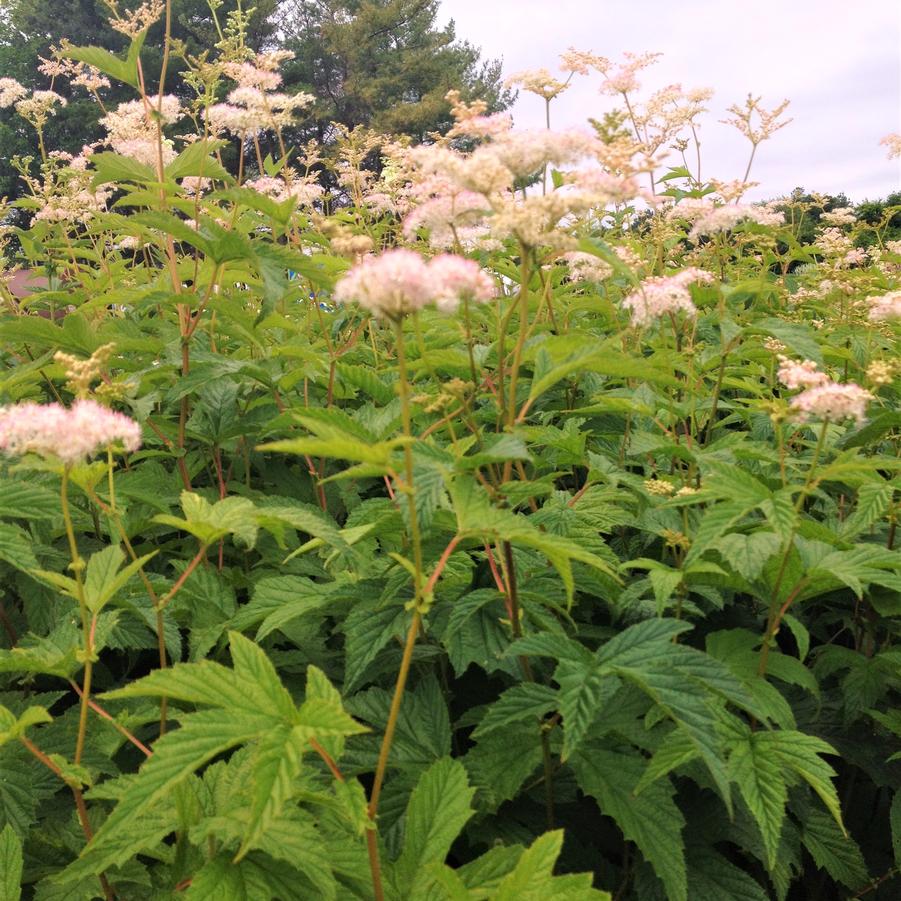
[154,492,258,548]
[800,808,868,890]
[89,152,155,186]
[0,823,23,901]
[686,847,768,901]
[394,758,475,895]
[493,829,611,901]
[63,29,146,89]
[728,727,788,870]
[0,704,52,746]
[165,139,231,182]
[0,523,39,574]
[840,481,894,539]
[228,632,297,721]
[712,532,782,581]
[80,710,274,868]
[635,730,699,795]
[472,683,557,739]
[235,724,306,860]
[574,746,687,900]
[83,545,156,614]
[0,479,60,520]
[892,791,901,869]
[257,434,396,466]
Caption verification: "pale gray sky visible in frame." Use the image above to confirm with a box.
[439,0,901,200]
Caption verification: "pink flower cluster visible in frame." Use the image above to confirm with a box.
[621,268,714,327]
[777,356,829,390]
[0,400,141,464]
[680,202,784,238]
[333,249,495,318]
[867,290,901,322]
[789,382,873,426]
[0,78,27,108]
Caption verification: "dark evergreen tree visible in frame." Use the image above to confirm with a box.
[278,0,514,146]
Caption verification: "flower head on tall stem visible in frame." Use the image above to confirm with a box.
[789,382,873,426]
[0,400,141,464]
[333,248,494,318]
[621,268,714,327]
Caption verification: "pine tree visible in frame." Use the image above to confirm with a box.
[279,0,513,145]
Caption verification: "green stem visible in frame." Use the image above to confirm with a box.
[758,419,830,676]
[366,316,425,901]
[505,253,532,432]
[60,469,92,766]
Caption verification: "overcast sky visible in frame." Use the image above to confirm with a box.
[438,0,901,201]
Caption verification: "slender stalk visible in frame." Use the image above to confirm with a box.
[20,736,116,899]
[60,469,93,766]
[502,541,555,828]
[366,316,426,901]
[505,253,532,434]
[758,420,830,676]
[68,680,152,758]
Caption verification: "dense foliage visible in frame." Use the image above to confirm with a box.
[0,6,900,900]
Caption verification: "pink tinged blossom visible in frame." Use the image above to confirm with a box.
[880,133,901,160]
[223,62,283,91]
[597,51,663,97]
[867,290,901,321]
[776,356,829,390]
[559,48,610,76]
[427,255,496,311]
[562,251,612,282]
[0,400,141,464]
[333,249,494,318]
[687,202,784,238]
[789,382,873,426]
[0,78,28,108]
[621,268,714,327]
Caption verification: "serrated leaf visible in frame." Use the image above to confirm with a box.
[0,523,39,574]
[0,479,59,520]
[0,823,23,900]
[686,846,768,901]
[800,807,868,890]
[728,727,788,870]
[472,683,557,739]
[80,710,274,869]
[572,749,686,901]
[394,758,475,895]
[892,791,901,869]
[83,546,156,614]
[235,724,306,860]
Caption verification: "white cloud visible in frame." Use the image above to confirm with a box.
[439,0,901,199]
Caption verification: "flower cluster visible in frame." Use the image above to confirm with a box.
[100,96,183,167]
[106,0,164,37]
[722,94,792,146]
[333,249,494,318]
[505,68,570,101]
[0,400,141,464]
[777,356,829,390]
[15,90,66,129]
[867,290,901,322]
[674,201,784,238]
[789,382,873,426]
[621,268,714,327]
[445,90,513,140]
[881,133,901,160]
[244,175,324,207]
[820,207,856,227]
[0,78,28,108]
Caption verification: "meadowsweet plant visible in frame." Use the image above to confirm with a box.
[0,6,899,901]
